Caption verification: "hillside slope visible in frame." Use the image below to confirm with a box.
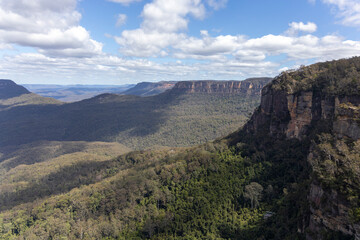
[0,140,131,211]
[0,80,62,109]
[0,79,29,99]
[121,81,177,96]
[0,59,358,239]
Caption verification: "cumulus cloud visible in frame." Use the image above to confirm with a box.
[243,34,360,61]
[115,0,206,57]
[0,0,103,57]
[116,14,127,27]
[115,29,183,57]
[286,22,317,35]
[174,33,245,59]
[169,29,360,71]
[322,0,360,27]
[140,0,205,33]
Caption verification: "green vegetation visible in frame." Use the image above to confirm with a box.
[0,128,314,239]
[121,81,176,97]
[310,133,360,221]
[0,89,262,149]
[0,93,61,110]
[272,57,360,95]
[0,141,131,211]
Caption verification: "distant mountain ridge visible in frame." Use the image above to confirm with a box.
[0,79,30,99]
[23,84,135,102]
[121,81,177,96]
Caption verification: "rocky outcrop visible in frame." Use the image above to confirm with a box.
[246,82,360,141]
[308,182,359,236]
[243,60,360,239]
[333,102,360,140]
[170,78,272,95]
[307,181,360,240]
[0,79,30,99]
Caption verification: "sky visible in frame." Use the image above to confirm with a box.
[1,0,360,85]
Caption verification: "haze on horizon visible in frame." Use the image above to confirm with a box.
[0,0,360,85]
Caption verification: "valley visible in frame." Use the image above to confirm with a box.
[0,78,271,149]
[0,58,359,239]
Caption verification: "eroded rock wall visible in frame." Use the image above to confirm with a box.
[245,83,360,239]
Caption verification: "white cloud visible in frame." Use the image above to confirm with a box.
[170,28,360,67]
[286,22,317,35]
[115,0,206,57]
[322,0,360,27]
[0,43,12,50]
[141,0,205,33]
[279,67,290,72]
[115,30,184,57]
[0,0,103,58]
[107,0,142,5]
[206,0,228,10]
[0,53,203,84]
[116,14,127,27]
[174,33,245,58]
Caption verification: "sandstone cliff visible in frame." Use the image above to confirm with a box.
[243,57,360,240]
[170,78,272,95]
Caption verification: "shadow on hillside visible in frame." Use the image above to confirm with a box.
[0,159,116,211]
[0,141,106,169]
[0,91,184,147]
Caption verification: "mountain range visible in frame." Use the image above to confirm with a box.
[23,81,177,102]
[23,84,135,102]
[0,78,271,149]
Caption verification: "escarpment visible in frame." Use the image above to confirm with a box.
[243,57,360,240]
[247,84,360,140]
[170,78,272,95]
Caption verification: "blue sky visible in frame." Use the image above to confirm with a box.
[0,0,360,85]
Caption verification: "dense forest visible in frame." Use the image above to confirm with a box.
[0,136,312,239]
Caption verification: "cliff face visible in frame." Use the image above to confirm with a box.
[244,58,360,240]
[248,84,360,140]
[0,79,30,99]
[170,78,272,95]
